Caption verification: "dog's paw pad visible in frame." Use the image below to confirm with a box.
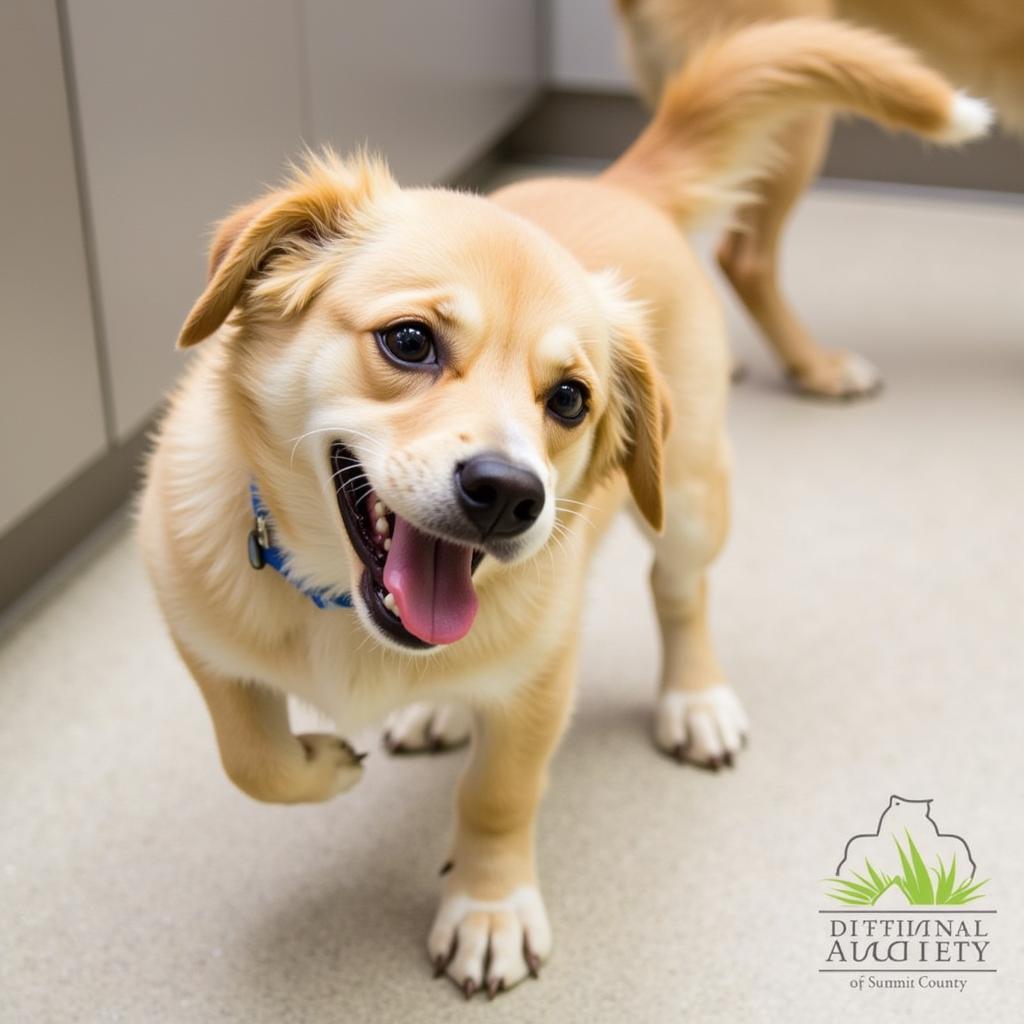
[383,701,472,755]
[654,685,748,769]
[428,886,550,998]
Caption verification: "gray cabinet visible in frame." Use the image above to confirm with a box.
[549,0,630,91]
[0,1,107,534]
[304,0,540,185]
[64,0,308,441]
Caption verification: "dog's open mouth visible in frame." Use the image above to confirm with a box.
[330,443,483,649]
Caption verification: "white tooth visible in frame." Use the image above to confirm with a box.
[383,593,398,616]
[374,501,384,518]
[383,538,391,551]
[375,517,390,536]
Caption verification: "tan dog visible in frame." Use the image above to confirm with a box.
[618,0,1022,398]
[138,20,985,998]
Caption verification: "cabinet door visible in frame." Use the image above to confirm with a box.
[64,0,307,440]
[0,0,107,534]
[549,0,632,91]
[303,0,540,185]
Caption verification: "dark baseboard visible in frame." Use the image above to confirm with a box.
[500,91,646,165]
[0,419,153,617]
[821,118,1024,194]
[502,89,1024,194]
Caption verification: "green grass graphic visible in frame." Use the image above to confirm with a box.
[825,831,988,906]
[826,859,896,905]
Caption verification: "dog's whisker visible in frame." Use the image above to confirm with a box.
[288,426,387,469]
[556,498,600,511]
[334,427,389,452]
[328,467,372,488]
[556,508,594,528]
[319,471,373,501]
[353,630,378,658]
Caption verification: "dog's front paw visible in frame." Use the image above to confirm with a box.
[790,350,882,400]
[383,701,472,754]
[428,885,551,999]
[654,685,748,770]
[231,733,366,804]
[290,733,366,800]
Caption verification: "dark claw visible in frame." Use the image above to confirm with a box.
[722,750,734,768]
[707,756,722,772]
[388,740,406,755]
[487,977,504,1000]
[673,743,687,764]
[462,978,477,1000]
[351,749,368,763]
[433,955,447,979]
[439,859,454,876]
[526,951,541,978]
[429,735,446,753]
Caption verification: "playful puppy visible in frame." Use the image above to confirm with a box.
[139,20,986,997]
[618,0,1022,398]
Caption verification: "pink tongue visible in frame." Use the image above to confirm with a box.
[382,516,478,645]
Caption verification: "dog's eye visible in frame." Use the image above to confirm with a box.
[378,322,436,365]
[546,380,589,425]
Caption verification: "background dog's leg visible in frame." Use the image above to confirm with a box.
[648,463,748,769]
[717,111,881,399]
[428,650,576,998]
[175,641,364,803]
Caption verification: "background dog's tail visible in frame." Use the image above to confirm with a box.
[604,18,992,226]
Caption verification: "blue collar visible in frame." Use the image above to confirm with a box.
[247,482,353,610]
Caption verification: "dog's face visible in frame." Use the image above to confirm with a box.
[179,155,665,652]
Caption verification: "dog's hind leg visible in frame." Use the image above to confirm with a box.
[175,639,364,803]
[646,454,748,769]
[717,111,881,399]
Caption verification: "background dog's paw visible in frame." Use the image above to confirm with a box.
[791,349,882,400]
[654,685,748,770]
[291,733,366,800]
[383,701,472,755]
[428,885,551,999]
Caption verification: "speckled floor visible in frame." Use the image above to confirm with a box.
[2,177,1023,1023]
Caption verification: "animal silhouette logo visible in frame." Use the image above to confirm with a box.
[826,796,987,906]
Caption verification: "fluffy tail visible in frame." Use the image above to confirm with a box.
[604,18,992,226]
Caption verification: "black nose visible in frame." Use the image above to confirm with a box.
[455,454,546,539]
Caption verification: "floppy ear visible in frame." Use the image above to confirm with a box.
[204,195,272,282]
[590,273,671,533]
[177,152,394,348]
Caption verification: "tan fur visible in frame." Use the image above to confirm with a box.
[139,21,979,995]
[619,0,1014,396]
